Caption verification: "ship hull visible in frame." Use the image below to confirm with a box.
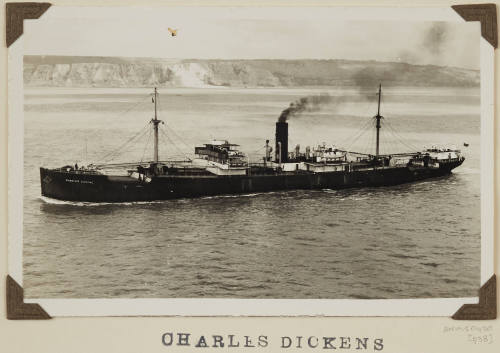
[40,159,464,203]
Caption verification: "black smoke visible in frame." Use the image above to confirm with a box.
[278,94,332,122]
[277,82,383,122]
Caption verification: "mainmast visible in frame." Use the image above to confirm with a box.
[151,87,162,163]
[374,84,383,156]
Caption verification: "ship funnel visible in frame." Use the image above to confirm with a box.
[275,122,288,163]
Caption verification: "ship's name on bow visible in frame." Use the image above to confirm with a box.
[65,179,94,184]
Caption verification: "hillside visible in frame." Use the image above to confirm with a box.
[23,56,479,88]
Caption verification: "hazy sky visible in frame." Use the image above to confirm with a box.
[24,7,480,69]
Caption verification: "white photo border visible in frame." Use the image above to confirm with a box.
[8,5,494,317]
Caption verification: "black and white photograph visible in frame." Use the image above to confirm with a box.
[7,6,495,316]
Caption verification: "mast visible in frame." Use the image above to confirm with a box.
[152,87,161,163]
[375,84,383,156]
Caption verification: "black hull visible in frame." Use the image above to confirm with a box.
[40,160,463,203]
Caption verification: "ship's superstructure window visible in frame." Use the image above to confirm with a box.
[195,140,246,166]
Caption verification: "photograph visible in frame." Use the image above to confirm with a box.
[17,7,483,304]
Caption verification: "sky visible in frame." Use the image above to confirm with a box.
[24,7,480,69]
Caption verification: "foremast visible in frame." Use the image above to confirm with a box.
[151,87,163,163]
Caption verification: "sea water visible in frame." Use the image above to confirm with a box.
[22,86,481,299]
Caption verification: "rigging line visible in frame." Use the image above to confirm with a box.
[384,119,419,152]
[358,124,369,155]
[154,92,194,152]
[163,123,194,153]
[348,130,370,153]
[159,126,192,160]
[380,123,393,151]
[93,95,154,164]
[339,87,378,150]
[103,131,150,164]
[377,96,415,153]
[391,126,419,151]
[97,121,151,162]
[386,131,397,154]
[159,128,180,158]
[382,128,395,154]
[378,128,387,154]
[107,94,153,123]
[155,91,193,152]
[380,120,402,152]
[357,94,376,124]
[162,126,193,158]
[338,116,374,146]
[160,125,189,159]
[387,128,406,154]
[246,144,265,154]
[366,124,375,155]
[247,146,267,159]
[341,129,367,152]
[381,115,410,143]
[341,118,374,151]
[98,122,151,163]
[390,130,408,153]
[338,125,368,151]
[100,125,151,164]
[372,122,379,155]
[331,123,353,147]
[140,128,153,163]
[366,124,378,156]
[249,144,266,154]
[345,120,373,152]
[360,119,375,155]
[381,128,393,154]
[336,117,374,148]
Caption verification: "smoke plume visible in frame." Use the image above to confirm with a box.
[278,94,332,122]
[277,79,384,122]
[399,22,450,66]
[423,22,448,55]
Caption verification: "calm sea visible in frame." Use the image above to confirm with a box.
[23,86,481,299]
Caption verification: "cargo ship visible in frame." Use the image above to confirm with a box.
[40,85,464,202]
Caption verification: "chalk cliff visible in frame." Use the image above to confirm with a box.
[24,56,479,88]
